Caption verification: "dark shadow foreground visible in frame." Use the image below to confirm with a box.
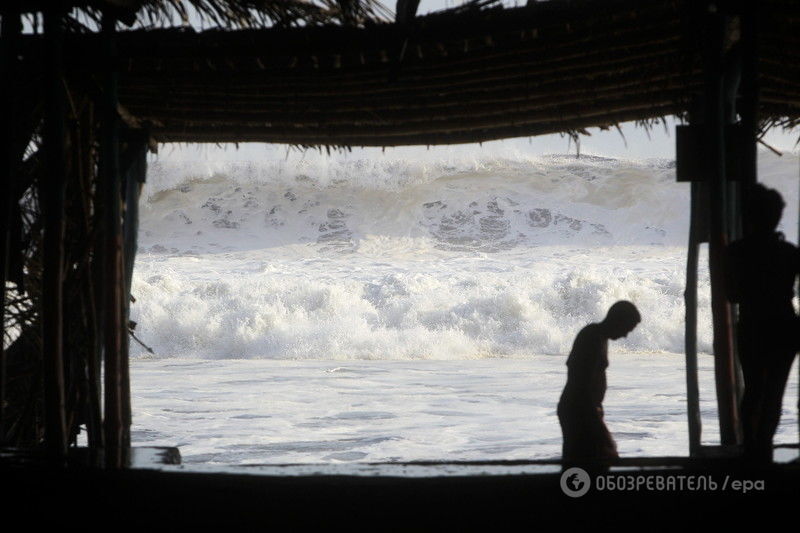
[4,456,799,529]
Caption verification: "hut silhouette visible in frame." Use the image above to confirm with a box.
[1,0,799,527]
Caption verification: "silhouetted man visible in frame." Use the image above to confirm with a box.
[558,301,641,467]
[727,184,800,463]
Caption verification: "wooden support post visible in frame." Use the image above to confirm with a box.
[74,104,104,456]
[679,97,708,456]
[101,12,125,469]
[121,138,147,292]
[42,4,68,462]
[119,137,147,451]
[739,2,758,192]
[704,9,739,447]
[684,180,704,456]
[736,0,760,435]
[0,7,23,447]
[88,100,107,458]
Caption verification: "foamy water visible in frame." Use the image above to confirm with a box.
[129,149,800,466]
[130,355,799,467]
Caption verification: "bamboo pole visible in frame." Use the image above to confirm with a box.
[119,81,697,133]
[42,4,68,463]
[156,103,680,146]
[90,95,108,459]
[704,11,739,447]
[741,0,760,196]
[119,139,146,455]
[126,87,697,134]
[685,180,703,456]
[101,12,124,469]
[735,0,761,431]
[119,65,697,119]
[117,249,130,458]
[0,6,23,447]
[75,103,103,453]
[153,100,681,143]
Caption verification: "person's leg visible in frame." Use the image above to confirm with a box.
[595,408,618,460]
[756,351,796,462]
[558,403,579,464]
[558,412,571,462]
[559,403,597,468]
[738,329,767,461]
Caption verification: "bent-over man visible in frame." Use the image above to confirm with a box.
[558,301,641,467]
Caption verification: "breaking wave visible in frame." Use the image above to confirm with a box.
[129,151,798,359]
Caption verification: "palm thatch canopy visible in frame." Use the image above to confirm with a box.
[7,0,393,29]
[9,0,799,147]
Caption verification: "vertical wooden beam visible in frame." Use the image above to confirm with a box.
[684,180,704,456]
[734,0,760,435]
[101,11,124,469]
[69,101,104,458]
[704,8,739,447]
[680,98,708,456]
[117,248,129,456]
[120,139,146,451]
[121,138,147,292]
[0,7,23,447]
[88,96,107,459]
[739,1,758,192]
[79,104,104,455]
[42,4,68,462]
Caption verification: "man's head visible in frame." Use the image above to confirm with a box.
[746,183,785,234]
[601,300,641,340]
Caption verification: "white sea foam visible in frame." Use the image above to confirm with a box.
[130,356,799,465]
[130,151,799,360]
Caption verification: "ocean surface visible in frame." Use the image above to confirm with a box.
[128,149,800,468]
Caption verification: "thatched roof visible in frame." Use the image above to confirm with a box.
[13,0,800,146]
[6,0,393,29]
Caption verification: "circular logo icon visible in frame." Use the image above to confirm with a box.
[560,467,591,498]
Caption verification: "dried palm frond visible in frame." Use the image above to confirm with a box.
[69,0,393,29]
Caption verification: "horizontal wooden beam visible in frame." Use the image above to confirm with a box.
[123,79,698,130]
[153,102,681,146]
